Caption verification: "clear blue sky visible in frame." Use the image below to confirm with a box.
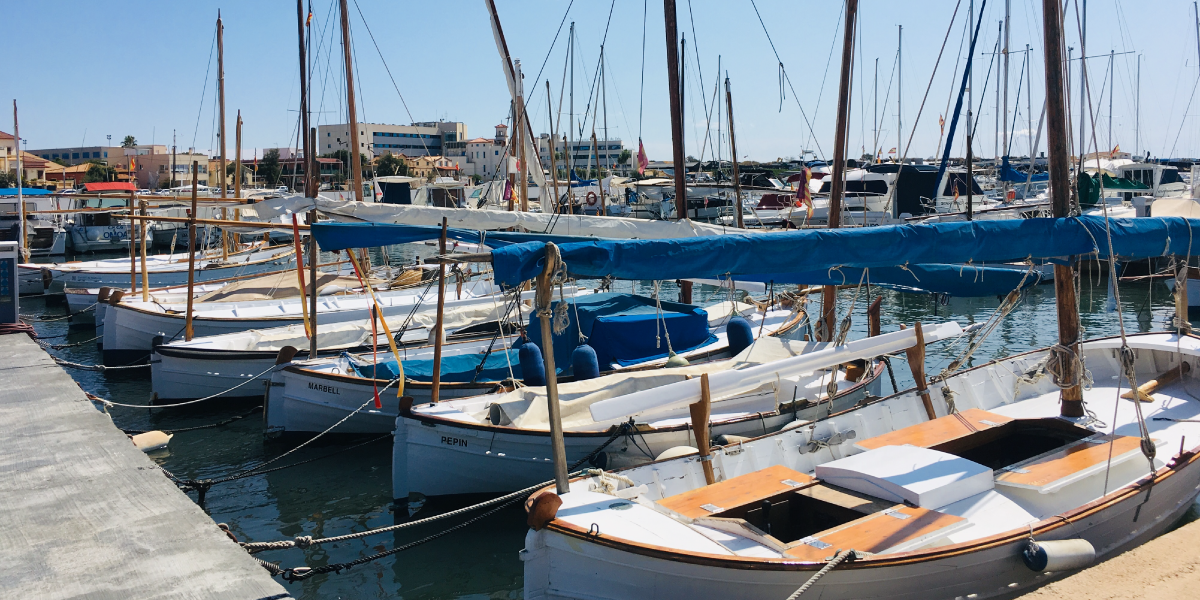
[8,0,1200,162]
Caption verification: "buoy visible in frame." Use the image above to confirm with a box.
[131,430,172,452]
[726,315,755,356]
[665,351,690,368]
[1022,539,1096,572]
[571,344,600,380]
[427,326,446,346]
[519,341,547,386]
[655,446,698,461]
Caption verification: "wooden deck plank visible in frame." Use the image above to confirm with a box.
[996,434,1143,490]
[784,505,965,560]
[854,408,1013,451]
[658,465,815,519]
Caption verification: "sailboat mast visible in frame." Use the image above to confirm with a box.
[1041,0,1085,417]
[897,25,902,163]
[217,12,227,200]
[1078,0,1087,169]
[1135,54,1140,156]
[338,0,362,202]
[725,75,744,229]
[1107,50,1114,153]
[821,0,858,341]
[664,0,688,220]
[297,0,313,197]
[873,58,878,160]
[1003,0,1010,180]
[967,0,975,221]
[13,101,21,257]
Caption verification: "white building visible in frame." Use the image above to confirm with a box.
[317,121,467,159]
[537,134,628,174]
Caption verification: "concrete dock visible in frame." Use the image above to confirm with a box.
[0,334,289,599]
[1020,512,1200,599]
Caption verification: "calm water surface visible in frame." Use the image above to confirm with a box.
[21,248,1197,599]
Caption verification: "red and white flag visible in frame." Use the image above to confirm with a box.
[637,139,649,175]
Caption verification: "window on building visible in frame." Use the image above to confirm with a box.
[103,152,108,158]
[41,154,49,159]
[72,152,80,159]
[495,150,499,155]
[327,132,331,137]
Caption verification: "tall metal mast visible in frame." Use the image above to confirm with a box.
[1003,0,1011,196]
[217,11,226,200]
[897,25,902,163]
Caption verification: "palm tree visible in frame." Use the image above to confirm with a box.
[121,135,137,148]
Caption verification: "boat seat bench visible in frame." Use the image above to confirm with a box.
[658,465,816,519]
[854,408,1014,452]
[783,504,968,560]
[995,433,1152,493]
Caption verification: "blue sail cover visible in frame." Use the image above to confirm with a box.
[997,156,1049,183]
[491,216,1200,286]
[354,349,521,383]
[526,293,716,375]
[0,188,52,196]
[737,263,1047,297]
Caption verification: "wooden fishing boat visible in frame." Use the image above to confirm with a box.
[521,332,1200,600]
[40,242,294,292]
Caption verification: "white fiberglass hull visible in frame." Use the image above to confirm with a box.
[46,245,293,292]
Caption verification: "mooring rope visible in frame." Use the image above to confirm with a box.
[94,364,282,409]
[121,405,264,435]
[784,549,858,599]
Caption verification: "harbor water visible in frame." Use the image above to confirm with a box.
[23,247,1199,599]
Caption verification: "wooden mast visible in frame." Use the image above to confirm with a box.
[234,111,242,201]
[663,0,688,221]
[139,199,149,302]
[1041,0,1084,417]
[338,0,363,202]
[430,218,448,403]
[13,101,23,258]
[725,75,744,229]
[184,162,199,341]
[297,0,314,198]
[217,11,229,260]
[547,81,563,219]
[821,0,858,341]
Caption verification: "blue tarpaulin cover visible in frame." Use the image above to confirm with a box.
[353,349,521,383]
[997,156,1049,183]
[490,217,1200,286]
[527,293,715,375]
[0,188,52,196]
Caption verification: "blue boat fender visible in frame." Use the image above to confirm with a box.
[727,316,755,356]
[571,344,601,380]
[519,341,547,386]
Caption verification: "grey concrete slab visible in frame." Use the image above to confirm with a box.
[0,334,290,600]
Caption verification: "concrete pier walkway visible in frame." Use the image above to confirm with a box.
[1020,512,1200,599]
[0,334,289,599]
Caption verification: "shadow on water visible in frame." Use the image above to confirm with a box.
[22,247,1199,599]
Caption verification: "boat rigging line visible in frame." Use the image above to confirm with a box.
[120,405,264,435]
[747,0,825,160]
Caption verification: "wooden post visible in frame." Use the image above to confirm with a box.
[663,0,688,221]
[820,0,858,343]
[338,0,363,202]
[690,373,716,485]
[1041,0,1084,417]
[725,76,744,229]
[679,279,693,304]
[291,214,311,338]
[128,191,137,292]
[185,162,199,341]
[430,217,448,403]
[139,200,149,302]
[902,322,937,420]
[546,81,563,216]
[537,243,570,494]
[867,296,882,337]
[309,209,319,359]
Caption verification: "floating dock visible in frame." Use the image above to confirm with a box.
[1019,511,1200,599]
[0,334,289,599]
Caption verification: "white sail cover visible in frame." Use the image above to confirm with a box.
[253,195,735,240]
[484,0,549,211]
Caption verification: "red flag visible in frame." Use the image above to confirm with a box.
[637,138,649,175]
[502,179,512,201]
[306,11,313,26]
[794,166,813,219]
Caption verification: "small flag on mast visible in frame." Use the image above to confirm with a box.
[637,138,649,175]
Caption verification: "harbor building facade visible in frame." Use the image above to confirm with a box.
[318,121,467,159]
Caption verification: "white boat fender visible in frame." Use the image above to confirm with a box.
[656,446,699,462]
[1022,538,1096,572]
[131,430,172,452]
[428,326,446,347]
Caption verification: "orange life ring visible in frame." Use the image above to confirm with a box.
[586,191,599,206]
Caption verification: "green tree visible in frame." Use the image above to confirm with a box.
[375,153,408,177]
[259,149,282,186]
[618,149,632,165]
[83,161,117,183]
[121,135,137,148]
[0,171,12,188]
